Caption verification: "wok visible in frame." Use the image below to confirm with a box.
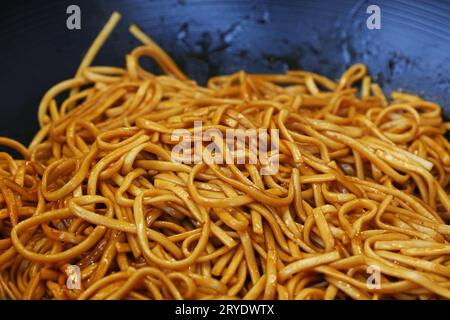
[1,0,450,144]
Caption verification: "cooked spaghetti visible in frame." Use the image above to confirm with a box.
[1,12,450,300]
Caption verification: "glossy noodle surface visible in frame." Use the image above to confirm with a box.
[1,13,450,300]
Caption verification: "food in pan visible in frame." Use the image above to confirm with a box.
[1,12,450,300]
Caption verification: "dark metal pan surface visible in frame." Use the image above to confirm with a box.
[1,0,450,144]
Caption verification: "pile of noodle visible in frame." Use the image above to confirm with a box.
[1,12,450,300]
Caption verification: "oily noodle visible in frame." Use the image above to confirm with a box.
[1,12,450,300]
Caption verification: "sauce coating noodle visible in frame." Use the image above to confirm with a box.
[1,12,450,300]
